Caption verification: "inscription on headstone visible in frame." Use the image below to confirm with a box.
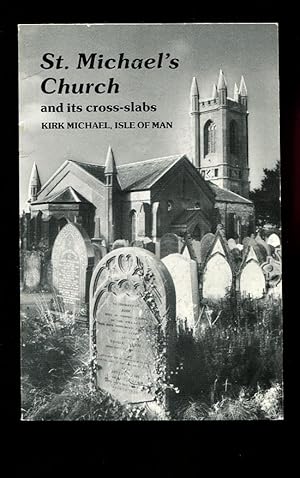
[90,247,176,412]
[51,222,95,315]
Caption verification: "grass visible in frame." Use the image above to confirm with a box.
[21,292,283,421]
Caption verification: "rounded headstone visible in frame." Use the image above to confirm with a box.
[267,233,281,248]
[90,247,176,414]
[51,222,95,315]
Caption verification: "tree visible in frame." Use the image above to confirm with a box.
[249,161,280,227]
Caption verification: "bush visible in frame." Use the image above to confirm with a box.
[175,294,283,405]
[21,293,89,396]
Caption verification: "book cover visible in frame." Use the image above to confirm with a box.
[19,23,282,422]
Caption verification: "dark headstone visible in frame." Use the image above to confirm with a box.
[90,247,176,417]
[160,233,183,259]
[51,222,95,316]
[199,233,215,263]
[23,250,42,291]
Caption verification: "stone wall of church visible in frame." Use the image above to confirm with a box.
[214,201,255,240]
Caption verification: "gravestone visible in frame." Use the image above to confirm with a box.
[112,239,129,250]
[23,250,42,291]
[162,253,199,331]
[202,238,233,300]
[267,233,281,248]
[199,233,215,263]
[228,238,237,250]
[239,246,266,298]
[90,247,176,416]
[51,222,95,316]
[160,233,183,259]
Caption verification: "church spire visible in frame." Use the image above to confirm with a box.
[217,69,227,90]
[28,161,41,203]
[104,145,117,175]
[190,76,199,97]
[212,83,218,99]
[233,82,239,102]
[217,69,227,106]
[239,75,247,96]
[239,75,248,107]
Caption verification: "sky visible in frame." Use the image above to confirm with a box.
[19,23,279,211]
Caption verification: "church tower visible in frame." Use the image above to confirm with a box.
[190,70,250,198]
[28,162,41,203]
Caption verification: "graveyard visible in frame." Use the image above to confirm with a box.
[20,223,283,421]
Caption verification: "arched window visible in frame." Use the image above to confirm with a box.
[204,120,216,156]
[229,120,239,155]
[130,210,137,242]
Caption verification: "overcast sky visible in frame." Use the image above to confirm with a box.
[19,23,279,210]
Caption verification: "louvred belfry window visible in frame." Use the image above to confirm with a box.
[204,120,216,156]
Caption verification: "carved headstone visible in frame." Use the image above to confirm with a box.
[90,247,176,415]
[160,233,183,259]
[23,250,42,291]
[162,253,199,331]
[51,222,95,316]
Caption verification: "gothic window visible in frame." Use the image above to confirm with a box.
[230,120,239,155]
[204,120,216,156]
[130,210,137,241]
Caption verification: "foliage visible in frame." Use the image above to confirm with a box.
[177,383,283,420]
[21,290,283,421]
[21,293,89,396]
[175,294,283,405]
[249,161,280,227]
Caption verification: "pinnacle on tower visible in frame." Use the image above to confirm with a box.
[239,75,247,96]
[28,161,41,202]
[233,82,239,102]
[104,145,117,175]
[190,77,199,97]
[217,69,227,90]
[212,83,218,99]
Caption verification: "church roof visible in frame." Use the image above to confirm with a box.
[70,155,183,191]
[117,155,183,191]
[70,161,106,183]
[208,182,253,204]
[33,186,91,204]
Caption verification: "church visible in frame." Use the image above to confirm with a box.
[22,70,255,254]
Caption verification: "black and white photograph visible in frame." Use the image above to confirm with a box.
[18,23,282,421]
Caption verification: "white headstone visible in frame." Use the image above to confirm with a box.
[240,261,266,298]
[267,233,281,248]
[202,253,232,299]
[162,253,199,330]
